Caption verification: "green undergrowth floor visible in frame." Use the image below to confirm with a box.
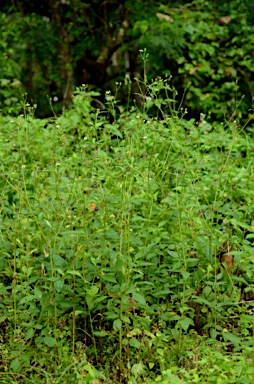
[0,86,254,383]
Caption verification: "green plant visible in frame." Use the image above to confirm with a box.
[0,80,254,382]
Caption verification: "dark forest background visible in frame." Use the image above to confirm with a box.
[1,0,254,119]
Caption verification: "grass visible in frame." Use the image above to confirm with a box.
[0,82,254,383]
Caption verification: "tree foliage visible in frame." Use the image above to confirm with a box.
[1,0,254,119]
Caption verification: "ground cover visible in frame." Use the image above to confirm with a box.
[0,83,254,383]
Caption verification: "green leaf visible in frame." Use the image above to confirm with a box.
[210,328,217,340]
[0,255,6,269]
[34,286,42,299]
[121,315,130,323]
[105,312,118,320]
[35,336,43,346]
[34,324,43,330]
[129,338,141,349]
[89,286,99,296]
[59,300,75,309]
[222,331,241,346]
[43,336,57,347]
[131,362,143,377]
[21,354,30,364]
[100,274,117,283]
[113,319,122,330]
[179,317,194,332]
[45,219,52,228]
[93,331,108,337]
[86,295,95,310]
[230,219,253,231]
[181,271,190,280]
[75,310,85,316]
[132,292,146,306]
[25,328,35,340]
[52,254,65,267]
[104,229,119,240]
[19,295,35,305]
[105,124,123,139]
[55,279,64,293]
[152,289,171,297]
[10,358,21,372]
[66,270,82,278]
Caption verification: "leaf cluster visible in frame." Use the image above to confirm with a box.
[0,83,254,382]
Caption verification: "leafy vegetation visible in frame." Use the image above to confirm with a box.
[1,0,254,118]
[0,80,254,383]
[1,0,254,382]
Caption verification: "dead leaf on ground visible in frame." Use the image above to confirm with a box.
[156,12,173,23]
[219,241,234,273]
[220,253,234,273]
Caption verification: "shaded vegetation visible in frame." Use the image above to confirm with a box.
[1,1,254,382]
[0,82,254,382]
[1,0,254,119]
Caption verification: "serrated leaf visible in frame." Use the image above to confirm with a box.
[113,319,122,330]
[100,274,117,283]
[19,295,35,305]
[132,292,146,306]
[59,299,75,309]
[129,338,141,349]
[121,315,130,323]
[152,289,171,297]
[34,286,42,299]
[25,328,35,340]
[210,328,217,340]
[86,295,94,310]
[223,331,241,346]
[34,324,43,330]
[21,354,30,364]
[55,279,64,293]
[52,254,65,267]
[181,271,190,280]
[131,362,143,377]
[179,317,194,332]
[66,270,82,278]
[43,336,57,347]
[10,358,21,371]
[105,312,118,320]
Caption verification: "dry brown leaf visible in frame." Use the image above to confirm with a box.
[220,241,233,273]
[220,253,234,273]
[156,12,173,23]
[219,16,232,24]
[90,202,98,211]
[127,297,137,311]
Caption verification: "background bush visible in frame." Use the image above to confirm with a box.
[1,0,254,119]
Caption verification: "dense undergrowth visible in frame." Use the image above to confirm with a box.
[0,82,254,383]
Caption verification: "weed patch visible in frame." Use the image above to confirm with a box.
[0,84,254,383]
